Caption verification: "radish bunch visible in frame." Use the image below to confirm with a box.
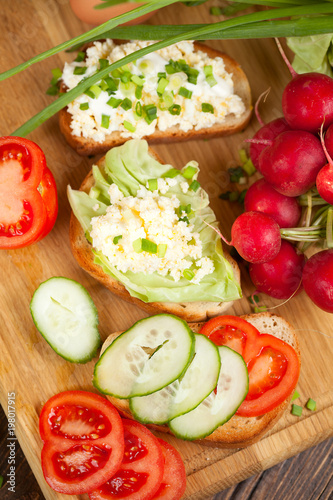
[228,43,333,313]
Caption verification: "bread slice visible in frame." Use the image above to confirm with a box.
[59,42,252,156]
[100,312,301,448]
[69,148,241,322]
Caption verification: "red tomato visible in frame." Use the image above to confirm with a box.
[39,391,124,495]
[89,419,164,500]
[0,136,58,249]
[152,439,186,500]
[200,316,300,417]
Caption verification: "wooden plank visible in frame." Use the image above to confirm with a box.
[0,1,332,499]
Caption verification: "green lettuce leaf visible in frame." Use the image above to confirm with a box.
[68,139,241,303]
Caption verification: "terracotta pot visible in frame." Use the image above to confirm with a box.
[69,0,154,26]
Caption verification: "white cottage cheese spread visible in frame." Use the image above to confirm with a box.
[90,181,214,284]
[62,40,246,143]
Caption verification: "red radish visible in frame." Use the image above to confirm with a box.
[325,124,333,158]
[231,211,281,264]
[244,179,301,228]
[275,38,333,133]
[259,130,326,197]
[249,118,291,172]
[302,249,333,313]
[316,126,333,204]
[249,241,305,299]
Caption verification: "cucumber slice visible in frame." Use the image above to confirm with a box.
[30,277,100,363]
[169,346,249,440]
[129,333,220,424]
[93,314,195,398]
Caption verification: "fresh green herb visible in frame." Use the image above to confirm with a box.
[142,238,158,254]
[182,165,197,179]
[189,180,200,192]
[157,243,168,258]
[113,235,123,244]
[148,178,158,191]
[169,103,181,115]
[291,404,303,417]
[107,97,122,108]
[133,238,143,253]
[162,168,180,179]
[80,102,89,110]
[101,114,110,128]
[121,98,132,111]
[73,66,87,75]
[74,51,85,62]
[202,102,214,113]
[178,86,192,99]
[183,269,195,280]
[306,398,317,411]
[123,120,136,132]
[292,390,300,401]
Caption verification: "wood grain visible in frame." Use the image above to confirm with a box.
[0,1,332,499]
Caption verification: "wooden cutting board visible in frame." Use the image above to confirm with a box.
[0,1,332,499]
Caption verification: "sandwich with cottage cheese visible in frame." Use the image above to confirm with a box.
[68,139,241,321]
[60,40,252,155]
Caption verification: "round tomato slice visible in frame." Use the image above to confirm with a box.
[200,316,300,417]
[39,391,124,495]
[152,439,186,500]
[89,419,164,500]
[0,136,57,249]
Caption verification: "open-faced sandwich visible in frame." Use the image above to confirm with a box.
[68,139,241,322]
[59,40,252,155]
[93,312,301,448]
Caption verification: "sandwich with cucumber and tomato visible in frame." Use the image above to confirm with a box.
[93,312,300,447]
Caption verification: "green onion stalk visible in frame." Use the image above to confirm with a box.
[1,0,333,136]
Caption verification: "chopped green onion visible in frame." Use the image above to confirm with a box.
[112,68,123,79]
[104,76,118,92]
[204,65,217,87]
[206,74,218,87]
[291,404,303,417]
[229,191,240,202]
[51,68,62,82]
[143,104,157,123]
[204,65,213,77]
[73,66,87,75]
[158,72,166,80]
[210,6,222,16]
[0,476,3,489]
[74,51,85,62]
[113,235,123,245]
[254,305,267,313]
[142,238,157,254]
[80,102,89,110]
[187,238,196,246]
[135,101,143,117]
[239,148,248,164]
[84,89,95,99]
[178,204,192,215]
[165,61,177,75]
[162,168,180,179]
[248,294,260,305]
[306,398,316,411]
[131,74,144,86]
[123,120,136,132]
[99,80,108,91]
[187,67,199,84]
[202,103,214,114]
[189,180,200,192]
[46,86,59,96]
[107,97,122,108]
[120,72,132,83]
[242,158,256,176]
[159,91,174,110]
[157,77,168,96]
[101,114,110,128]
[238,189,247,204]
[133,238,143,253]
[157,244,167,258]
[120,81,136,96]
[182,165,197,179]
[148,178,158,191]
[169,104,181,115]
[178,87,192,99]
[121,98,132,111]
[292,390,300,401]
[228,166,244,183]
[99,58,109,70]
[135,85,143,100]
[90,84,102,98]
[139,59,153,74]
[183,269,195,281]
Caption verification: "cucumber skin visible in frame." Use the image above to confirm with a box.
[93,313,195,398]
[168,346,249,441]
[30,276,101,364]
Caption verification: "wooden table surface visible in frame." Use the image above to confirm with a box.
[1,1,333,499]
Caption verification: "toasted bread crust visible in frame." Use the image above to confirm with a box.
[59,42,252,156]
[101,313,301,448]
[69,148,241,322]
